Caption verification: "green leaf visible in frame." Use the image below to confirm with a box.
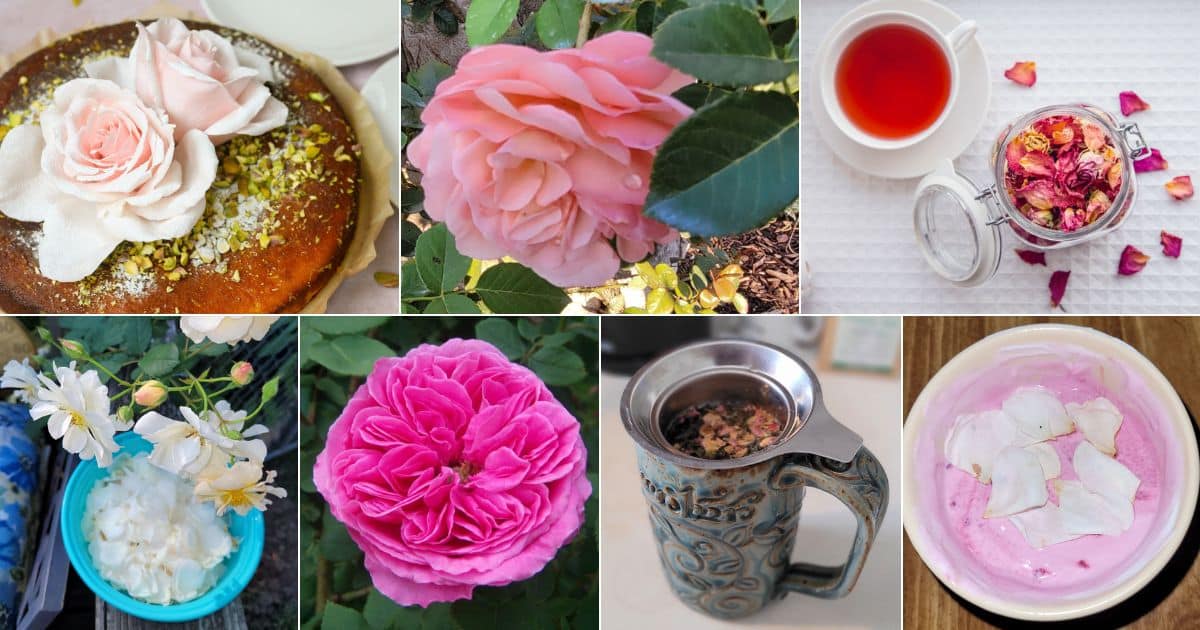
[323,602,369,630]
[405,60,452,99]
[671,83,730,109]
[475,263,570,314]
[414,224,472,293]
[535,0,584,49]
[529,346,587,385]
[597,8,636,34]
[138,343,179,377]
[434,5,459,35]
[518,319,540,341]
[309,336,394,376]
[260,376,280,404]
[524,565,557,602]
[363,588,419,630]
[306,317,390,336]
[687,0,756,9]
[122,318,152,355]
[635,0,687,34]
[423,294,482,314]
[651,5,795,86]
[645,91,797,236]
[466,0,519,46]
[763,0,798,23]
[451,600,499,630]
[401,262,430,299]
[401,82,424,109]
[475,319,526,360]
[320,509,363,562]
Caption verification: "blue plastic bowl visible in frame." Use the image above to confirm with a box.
[61,431,264,622]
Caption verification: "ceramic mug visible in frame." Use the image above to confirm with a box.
[620,340,888,619]
[820,10,977,151]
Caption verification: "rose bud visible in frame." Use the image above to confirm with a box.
[134,380,168,408]
[231,361,255,387]
[60,339,87,359]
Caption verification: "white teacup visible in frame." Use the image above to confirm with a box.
[820,11,977,151]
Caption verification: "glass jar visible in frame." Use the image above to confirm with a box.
[913,104,1148,286]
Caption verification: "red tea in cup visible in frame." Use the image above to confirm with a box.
[834,24,951,140]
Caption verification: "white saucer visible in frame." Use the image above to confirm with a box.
[362,55,400,205]
[808,0,991,180]
[202,0,399,66]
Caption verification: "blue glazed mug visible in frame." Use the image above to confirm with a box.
[621,340,888,619]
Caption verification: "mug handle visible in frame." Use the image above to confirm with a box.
[772,446,889,599]
[945,19,977,52]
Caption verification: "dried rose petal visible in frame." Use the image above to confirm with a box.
[1015,249,1047,266]
[1118,245,1150,275]
[1018,152,1054,177]
[1081,121,1107,153]
[1049,270,1070,307]
[1166,175,1194,200]
[1018,180,1057,210]
[1005,61,1037,87]
[1161,231,1182,258]
[1119,91,1150,116]
[1134,148,1168,173]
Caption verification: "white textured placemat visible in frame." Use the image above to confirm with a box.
[801,0,1200,313]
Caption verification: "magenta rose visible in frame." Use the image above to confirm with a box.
[407,32,693,287]
[313,339,591,607]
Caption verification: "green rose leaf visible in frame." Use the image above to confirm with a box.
[322,602,369,630]
[308,335,394,376]
[646,91,798,236]
[363,588,419,630]
[763,0,798,23]
[651,4,795,86]
[319,509,363,563]
[422,294,482,314]
[475,319,526,360]
[400,262,430,299]
[306,317,390,336]
[414,224,472,294]
[530,346,587,385]
[400,219,421,257]
[405,60,451,100]
[686,0,756,10]
[138,343,179,378]
[466,0,519,46]
[535,0,584,49]
[475,263,570,314]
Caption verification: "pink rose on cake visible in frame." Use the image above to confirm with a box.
[407,32,693,287]
[0,78,217,282]
[86,17,288,144]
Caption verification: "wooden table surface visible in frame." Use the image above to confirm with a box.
[903,316,1200,630]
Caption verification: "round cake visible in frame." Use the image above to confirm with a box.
[0,20,360,313]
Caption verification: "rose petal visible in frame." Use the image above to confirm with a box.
[1134,148,1168,173]
[1004,61,1037,87]
[1161,231,1182,258]
[1119,91,1150,116]
[1015,249,1047,266]
[1049,270,1070,307]
[1166,175,1193,200]
[1118,245,1150,275]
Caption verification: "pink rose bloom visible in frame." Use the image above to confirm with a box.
[87,17,288,144]
[0,78,217,281]
[313,339,591,607]
[407,32,693,287]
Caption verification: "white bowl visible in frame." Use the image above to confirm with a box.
[903,324,1199,621]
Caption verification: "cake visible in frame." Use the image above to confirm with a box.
[0,19,360,313]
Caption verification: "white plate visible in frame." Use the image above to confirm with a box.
[808,0,991,179]
[202,0,399,66]
[362,55,400,205]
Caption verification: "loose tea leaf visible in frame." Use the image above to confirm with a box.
[664,399,782,460]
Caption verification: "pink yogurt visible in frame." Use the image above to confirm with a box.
[914,341,1187,601]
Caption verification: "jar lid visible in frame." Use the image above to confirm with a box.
[912,159,1003,287]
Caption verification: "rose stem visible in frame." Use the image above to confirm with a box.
[576,3,592,48]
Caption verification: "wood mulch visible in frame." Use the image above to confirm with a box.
[677,214,799,314]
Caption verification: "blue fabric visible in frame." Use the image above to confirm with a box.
[0,403,37,630]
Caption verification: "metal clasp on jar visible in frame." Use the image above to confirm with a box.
[975,185,1009,226]
[1119,122,1149,160]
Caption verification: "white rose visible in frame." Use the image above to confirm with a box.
[179,316,278,345]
